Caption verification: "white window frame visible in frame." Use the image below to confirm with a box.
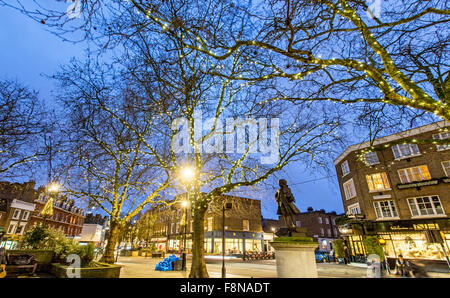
[318,217,322,224]
[364,151,380,165]
[22,211,30,221]
[392,144,420,160]
[433,132,450,151]
[12,209,21,220]
[343,178,357,200]
[15,222,27,236]
[373,200,399,220]
[242,219,250,231]
[366,172,391,192]
[325,218,329,225]
[341,161,350,176]
[442,161,450,177]
[7,221,18,234]
[347,203,361,215]
[397,165,431,184]
[407,196,445,218]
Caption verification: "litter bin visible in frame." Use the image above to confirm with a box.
[173,259,183,271]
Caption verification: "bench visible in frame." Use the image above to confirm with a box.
[5,254,38,276]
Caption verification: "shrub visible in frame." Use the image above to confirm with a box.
[363,236,385,262]
[333,239,345,258]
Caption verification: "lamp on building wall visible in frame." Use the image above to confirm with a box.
[222,202,233,278]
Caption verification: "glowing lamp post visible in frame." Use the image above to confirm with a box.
[178,165,195,271]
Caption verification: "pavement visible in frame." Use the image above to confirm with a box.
[116,255,371,278]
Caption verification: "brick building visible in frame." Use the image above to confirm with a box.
[147,193,264,255]
[262,208,342,252]
[0,181,37,249]
[0,180,85,249]
[30,189,85,238]
[334,121,450,264]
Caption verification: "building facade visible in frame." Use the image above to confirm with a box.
[147,193,264,255]
[262,208,342,252]
[334,121,450,264]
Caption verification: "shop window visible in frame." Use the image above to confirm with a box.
[243,219,249,231]
[407,196,445,217]
[398,165,431,184]
[442,161,450,177]
[343,179,357,200]
[433,132,450,151]
[392,144,420,159]
[374,200,398,219]
[366,172,390,192]
[341,161,350,176]
[364,151,379,165]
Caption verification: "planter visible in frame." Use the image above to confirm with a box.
[131,251,139,257]
[50,261,122,278]
[7,249,54,272]
[269,240,318,278]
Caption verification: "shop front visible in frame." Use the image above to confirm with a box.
[346,218,450,269]
[204,231,264,255]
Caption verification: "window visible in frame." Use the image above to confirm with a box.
[325,218,329,225]
[320,228,324,236]
[408,196,445,217]
[242,219,249,231]
[374,201,398,219]
[433,132,450,151]
[341,161,350,176]
[12,209,20,220]
[366,172,391,191]
[296,221,301,227]
[347,203,360,215]
[207,217,213,231]
[327,229,332,237]
[392,144,420,159]
[7,221,17,234]
[364,151,379,165]
[318,217,322,224]
[398,165,431,183]
[442,161,450,177]
[171,222,175,234]
[343,179,357,200]
[22,211,30,221]
[176,223,179,233]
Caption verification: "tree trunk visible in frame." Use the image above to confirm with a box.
[100,220,121,264]
[189,205,209,278]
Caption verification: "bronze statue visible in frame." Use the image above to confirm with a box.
[275,179,301,236]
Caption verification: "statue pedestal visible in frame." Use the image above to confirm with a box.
[269,241,318,278]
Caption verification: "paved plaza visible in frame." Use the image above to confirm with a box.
[116,255,371,278]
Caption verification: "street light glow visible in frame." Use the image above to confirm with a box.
[182,200,188,208]
[179,165,195,183]
[47,182,60,193]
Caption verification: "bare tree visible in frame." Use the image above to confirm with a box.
[0,79,46,178]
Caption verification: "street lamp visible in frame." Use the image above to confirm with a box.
[47,182,60,193]
[222,202,232,278]
[181,200,188,271]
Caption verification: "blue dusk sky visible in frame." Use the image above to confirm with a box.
[0,6,346,218]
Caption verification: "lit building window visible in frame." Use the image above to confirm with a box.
[398,165,431,183]
[207,217,213,231]
[347,203,360,215]
[343,179,357,200]
[374,201,398,219]
[433,132,450,151]
[392,144,420,159]
[366,172,390,191]
[408,196,445,217]
[341,161,350,176]
[242,219,249,231]
[442,161,450,177]
[364,151,379,165]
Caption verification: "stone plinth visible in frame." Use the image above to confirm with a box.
[269,241,318,278]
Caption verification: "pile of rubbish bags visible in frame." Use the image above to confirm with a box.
[155,254,180,271]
